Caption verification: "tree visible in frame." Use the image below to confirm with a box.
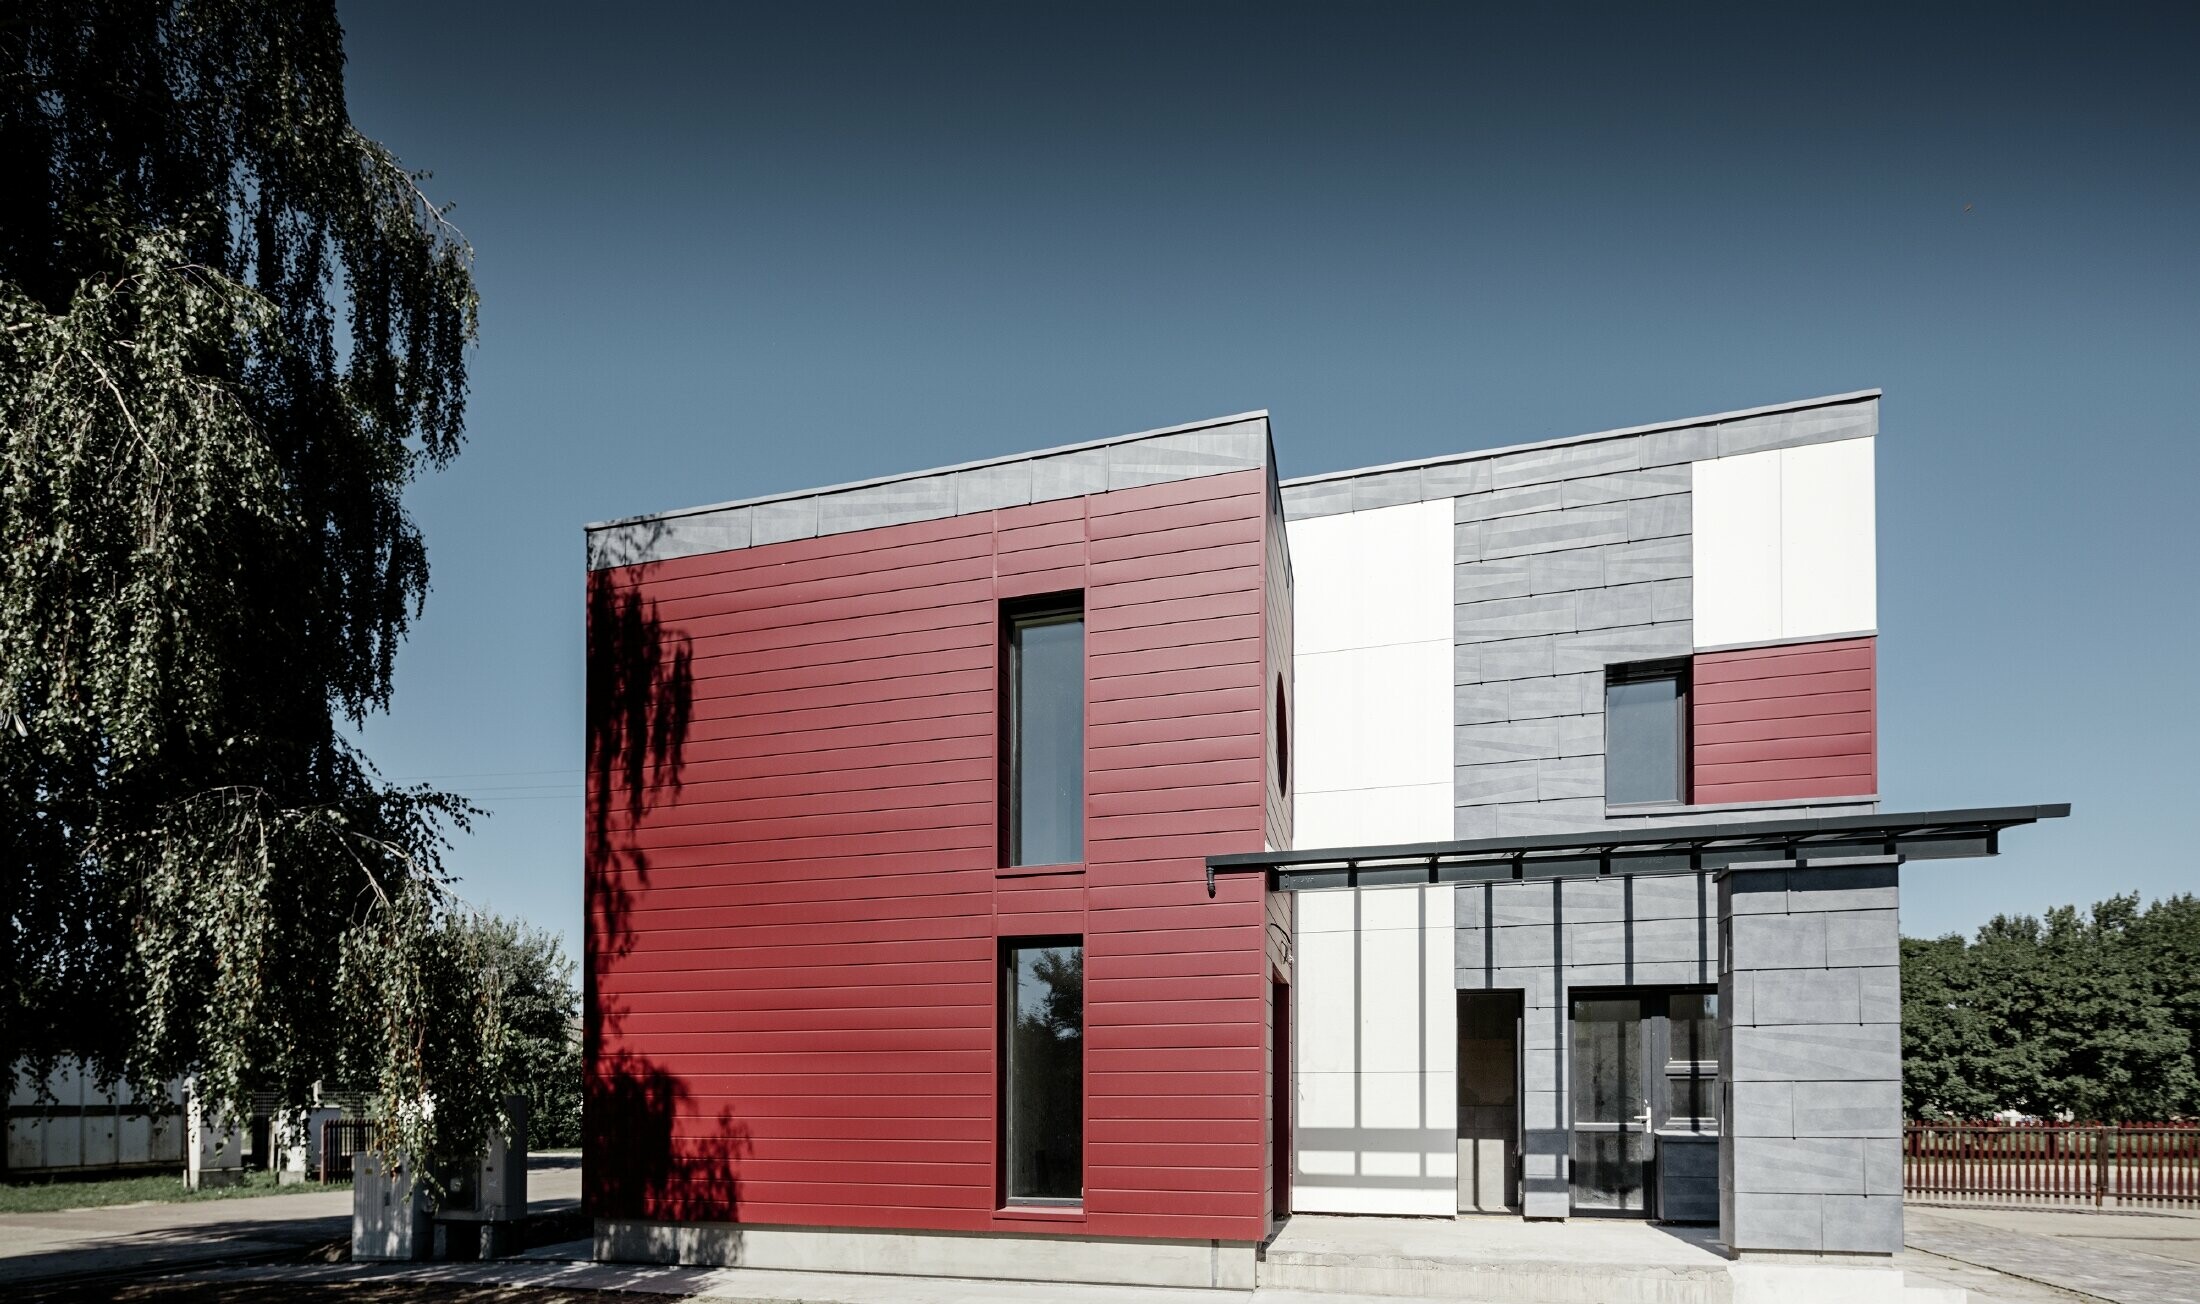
[2124,894,2200,1115]
[469,916,582,1150]
[1902,898,2197,1121]
[1,1,494,1175]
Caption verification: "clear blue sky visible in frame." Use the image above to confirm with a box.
[338,2,2198,966]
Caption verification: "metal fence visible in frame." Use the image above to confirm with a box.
[1905,1122,2200,1207]
[318,1118,376,1183]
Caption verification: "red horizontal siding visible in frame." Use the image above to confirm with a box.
[587,464,1278,1245]
[1691,637,1876,805]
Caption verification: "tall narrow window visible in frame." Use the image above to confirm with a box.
[1006,599,1084,867]
[1004,939,1084,1204]
[1605,661,1688,806]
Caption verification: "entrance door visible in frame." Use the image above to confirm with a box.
[1570,995,1652,1214]
[1457,991,1520,1212]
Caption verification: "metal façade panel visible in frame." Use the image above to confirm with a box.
[1692,637,1877,805]
[586,459,1282,1245]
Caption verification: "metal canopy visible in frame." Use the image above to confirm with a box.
[1205,804,2069,895]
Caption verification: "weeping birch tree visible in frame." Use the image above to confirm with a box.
[1,1,503,1175]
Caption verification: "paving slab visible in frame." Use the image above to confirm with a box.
[1895,1248,2099,1304]
[187,1257,1255,1303]
[1907,1207,2200,1304]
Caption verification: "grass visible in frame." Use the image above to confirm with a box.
[0,1168,337,1215]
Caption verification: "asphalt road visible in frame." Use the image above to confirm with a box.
[0,1153,582,1293]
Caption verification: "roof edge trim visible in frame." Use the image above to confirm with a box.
[586,409,1271,533]
[1281,389,1882,488]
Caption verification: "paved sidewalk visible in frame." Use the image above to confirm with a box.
[0,1153,582,1288]
[164,1256,1262,1302]
[1906,1205,2200,1304]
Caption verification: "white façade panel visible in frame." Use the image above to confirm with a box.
[1297,928,1357,1074]
[1291,881,1458,1218]
[1288,649,1362,798]
[1295,785,1452,849]
[1287,499,1452,656]
[1691,449,1783,648]
[1287,494,1460,1219]
[1357,889,1424,1074]
[1778,437,1876,639]
[1293,642,1452,797]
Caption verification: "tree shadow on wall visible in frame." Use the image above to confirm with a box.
[587,1050,752,1237]
[586,561,748,1245]
[586,563,693,963]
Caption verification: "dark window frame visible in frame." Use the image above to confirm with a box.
[1001,594,1085,868]
[1565,984,1723,1139]
[1604,659,1691,809]
[1000,935,1085,1207]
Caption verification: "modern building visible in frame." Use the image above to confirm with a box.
[582,391,2062,1294]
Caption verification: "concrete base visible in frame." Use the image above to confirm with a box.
[1730,1260,1959,1304]
[1264,1214,1731,1303]
[596,1219,1259,1290]
[596,1213,1959,1303]
[1263,1215,1956,1304]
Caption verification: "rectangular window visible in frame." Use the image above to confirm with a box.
[1606,661,1688,806]
[1006,599,1084,867]
[1003,939,1084,1204]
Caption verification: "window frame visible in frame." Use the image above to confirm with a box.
[1603,659,1692,810]
[999,935,1086,1208]
[1654,989,1721,1136]
[1566,984,1722,1140]
[1002,595,1086,869]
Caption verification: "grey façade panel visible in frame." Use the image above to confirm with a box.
[1105,420,1266,490]
[1348,467,1426,512]
[1281,477,1354,521]
[1715,401,1877,458]
[1030,446,1110,499]
[749,495,819,546]
[1488,436,1642,490]
[815,473,959,535]
[950,461,1035,514]
[588,411,1270,568]
[587,509,753,568]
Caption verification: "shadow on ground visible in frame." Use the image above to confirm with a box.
[19,1282,626,1303]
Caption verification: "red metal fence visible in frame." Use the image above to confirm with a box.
[1905,1122,2200,1207]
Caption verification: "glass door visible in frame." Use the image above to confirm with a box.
[1570,995,1652,1214]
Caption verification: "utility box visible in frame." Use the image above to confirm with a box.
[184,1080,244,1191]
[353,1100,529,1262]
[352,1151,432,1261]
[432,1097,530,1260]
[275,1106,342,1185]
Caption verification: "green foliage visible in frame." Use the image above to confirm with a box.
[1903,894,2199,1121]
[464,916,582,1149]
[1,1,493,1181]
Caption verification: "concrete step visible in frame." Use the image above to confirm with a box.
[1258,1249,1733,1304]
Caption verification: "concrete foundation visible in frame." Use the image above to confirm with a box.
[597,1213,1957,1303]
[595,1219,1260,1290]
